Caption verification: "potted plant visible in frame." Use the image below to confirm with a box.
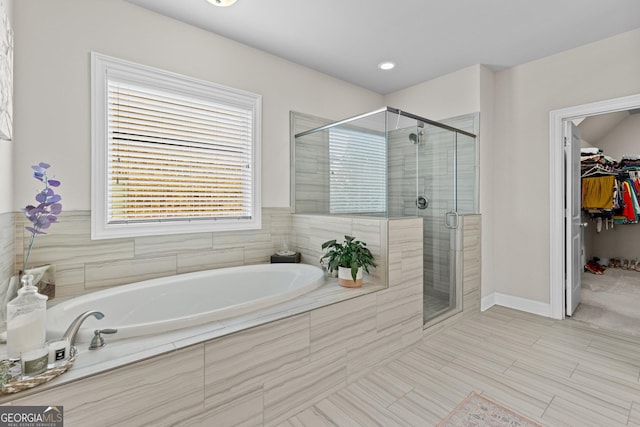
[320,235,376,288]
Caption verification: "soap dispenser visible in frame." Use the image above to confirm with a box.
[6,274,48,360]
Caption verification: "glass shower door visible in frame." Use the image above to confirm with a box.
[419,124,461,324]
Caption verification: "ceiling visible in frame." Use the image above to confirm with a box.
[126,0,640,94]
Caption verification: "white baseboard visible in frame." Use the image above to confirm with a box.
[480,293,495,312]
[481,292,552,318]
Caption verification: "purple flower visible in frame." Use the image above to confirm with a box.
[22,163,62,271]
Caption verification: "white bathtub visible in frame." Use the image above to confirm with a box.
[46,263,324,343]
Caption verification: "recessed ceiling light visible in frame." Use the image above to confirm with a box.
[207,0,237,7]
[377,61,395,71]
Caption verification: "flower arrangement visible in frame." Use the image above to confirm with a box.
[22,162,62,272]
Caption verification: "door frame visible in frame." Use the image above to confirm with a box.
[549,93,640,319]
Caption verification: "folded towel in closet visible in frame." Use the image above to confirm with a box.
[620,158,640,169]
[582,176,615,209]
[581,147,602,155]
[580,154,618,166]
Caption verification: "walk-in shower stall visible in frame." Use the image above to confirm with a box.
[291,107,477,324]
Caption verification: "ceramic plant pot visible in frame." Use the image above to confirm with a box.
[338,266,363,288]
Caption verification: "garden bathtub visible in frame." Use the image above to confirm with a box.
[46,263,324,343]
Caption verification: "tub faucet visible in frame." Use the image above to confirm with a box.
[62,310,104,347]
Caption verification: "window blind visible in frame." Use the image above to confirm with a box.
[107,80,253,223]
[329,127,386,214]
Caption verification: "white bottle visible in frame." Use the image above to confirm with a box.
[6,275,48,360]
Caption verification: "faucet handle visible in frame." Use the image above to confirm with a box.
[89,328,118,350]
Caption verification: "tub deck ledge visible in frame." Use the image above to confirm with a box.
[0,278,385,403]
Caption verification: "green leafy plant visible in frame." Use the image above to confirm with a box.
[320,235,376,281]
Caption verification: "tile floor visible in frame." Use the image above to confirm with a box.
[280,306,640,426]
[574,269,640,337]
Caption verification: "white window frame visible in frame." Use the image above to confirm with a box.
[91,52,261,239]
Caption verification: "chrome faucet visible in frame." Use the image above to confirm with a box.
[62,310,104,347]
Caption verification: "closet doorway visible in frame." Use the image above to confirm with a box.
[549,93,640,327]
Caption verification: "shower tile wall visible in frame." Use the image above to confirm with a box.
[291,113,331,214]
[13,208,294,299]
[462,214,481,311]
[388,127,450,294]
[290,214,387,288]
[440,113,479,214]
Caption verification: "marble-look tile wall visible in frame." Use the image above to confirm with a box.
[13,208,293,299]
[10,217,424,427]
[10,345,206,426]
[443,114,478,214]
[388,125,454,294]
[291,214,387,288]
[291,112,331,214]
[462,214,481,311]
[294,130,330,214]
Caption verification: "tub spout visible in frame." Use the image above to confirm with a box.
[62,310,104,347]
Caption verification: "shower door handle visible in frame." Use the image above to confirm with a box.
[444,211,460,229]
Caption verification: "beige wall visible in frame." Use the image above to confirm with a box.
[492,28,640,304]
[0,0,13,214]
[12,0,383,211]
[478,66,496,298]
[0,0,14,299]
[384,64,482,121]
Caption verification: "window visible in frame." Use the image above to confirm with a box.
[329,127,386,214]
[91,53,261,239]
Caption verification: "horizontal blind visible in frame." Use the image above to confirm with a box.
[329,128,386,214]
[107,80,253,223]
